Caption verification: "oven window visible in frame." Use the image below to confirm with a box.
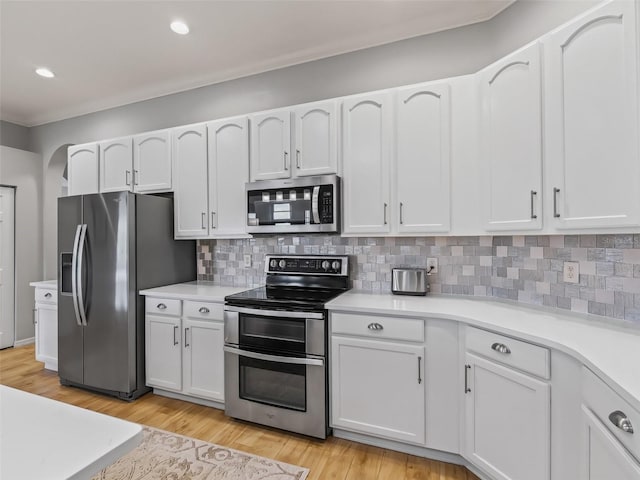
[239,356,306,412]
[239,315,305,353]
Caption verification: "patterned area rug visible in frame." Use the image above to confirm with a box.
[92,426,309,480]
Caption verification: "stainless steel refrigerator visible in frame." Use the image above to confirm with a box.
[57,192,195,400]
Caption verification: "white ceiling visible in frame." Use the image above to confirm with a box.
[0,0,513,127]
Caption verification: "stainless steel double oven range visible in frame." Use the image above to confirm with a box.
[223,254,349,439]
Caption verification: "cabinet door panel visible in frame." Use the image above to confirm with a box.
[173,124,209,238]
[250,110,291,181]
[207,117,249,237]
[545,1,640,229]
[35,304,58,371]
[465,352,550,480]
[100,138,133,193]
[396,82,451,233]
[67,144,99,196]
[331,336,425,444]
[342,92,392,234]
[293,100,338,177]
[183,319,224,401]
[481,43,542,231]
[133,131,172,193]
[145,315,181,391]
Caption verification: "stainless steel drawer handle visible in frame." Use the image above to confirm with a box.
[609,411,634,434]
[157,303,167,310]
[44,292,52,298]
[367,323,384,331]
[199,307,210,314]
[491,342,511,354]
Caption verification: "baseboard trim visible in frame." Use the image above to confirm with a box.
[152,389,225,411]
[14,337,35,347]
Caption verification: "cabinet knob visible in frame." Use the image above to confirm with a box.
[199,306,210,314]
[367,322,384,331]
[157,303,167,310]
[609,411,634,434]
[44,292,52,298]
[491,342,511,354]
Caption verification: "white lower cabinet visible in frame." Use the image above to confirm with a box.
[33,286,58,371]
[331,335,425,444]
[145,297,225,403]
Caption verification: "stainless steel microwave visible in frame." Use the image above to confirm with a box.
[246,175,340,234]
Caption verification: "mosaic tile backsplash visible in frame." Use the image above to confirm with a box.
[197,234,640,326]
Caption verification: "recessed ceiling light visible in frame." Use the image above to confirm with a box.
[35,67,55,78]
[170,20,189,35]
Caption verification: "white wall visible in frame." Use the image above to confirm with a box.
[0,146,43,343]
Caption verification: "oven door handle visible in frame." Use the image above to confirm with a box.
[224,346,324,366]
[224,305,324,320]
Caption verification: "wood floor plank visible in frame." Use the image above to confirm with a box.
[1,344,478,480]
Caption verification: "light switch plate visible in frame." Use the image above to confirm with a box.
[563,261,579,283]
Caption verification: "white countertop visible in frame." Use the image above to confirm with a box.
[29,279,57,289]
[327,291,640,411]
[0,385,142,480]
[139,281,248,302]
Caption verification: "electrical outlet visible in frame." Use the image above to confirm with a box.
[563,261,579,283]
[427,258,438,274]
[243,254,252,268]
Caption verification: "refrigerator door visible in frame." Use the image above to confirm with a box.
[58,196,84,385]
[81,192,137,394]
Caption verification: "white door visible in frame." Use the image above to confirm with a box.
[207,116,249,237]
[582,406,640,480]
[133,130,172,193]
[480,43,543,231]
[342,91,392,234]
[99,137,133,193]
[183,318,225,401]
[249,109,291,181]
[395,82,451,234]
[0,187,15,349]
[67,143,99,196]
[145,314,182,391]
[545,0,640,229]
[293,100,338,177]
[173,124,209,238]
[464,353,550,480]
[35,303,57,370]
[331,336,425,444]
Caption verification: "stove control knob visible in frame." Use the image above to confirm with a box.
[278,259,286,269]
[321,260,330,270]
[269,259,278,269]
[332,260,341,271]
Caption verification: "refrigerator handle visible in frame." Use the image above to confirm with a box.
[71,225,83,327]
[76,224,89,326]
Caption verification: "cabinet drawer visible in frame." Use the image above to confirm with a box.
[583,367,640,462]
[35,288,57,305]
[466,326,550,379]
[331,313,424,342]
[145,297,181,316]
[184,301,224,321]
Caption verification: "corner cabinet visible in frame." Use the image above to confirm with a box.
[479,42,543,232]
[67,143,99,196]
[544,0,640,230]
[463,327,551,480]
[342,91,393,234]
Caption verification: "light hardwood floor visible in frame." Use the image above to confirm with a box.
[0,344,480,480]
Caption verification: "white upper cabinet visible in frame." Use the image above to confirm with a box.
[292,100,338,177]
[342,91,393,234]
[249,109,291,181]
[99,137,133,193]
[544,0,640,230]
[207,116,250,237]
[395,81,451,233]
[173,124,209,238]
[67,143,99,196]
[480,42,543,232]
[133,130,172,193]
